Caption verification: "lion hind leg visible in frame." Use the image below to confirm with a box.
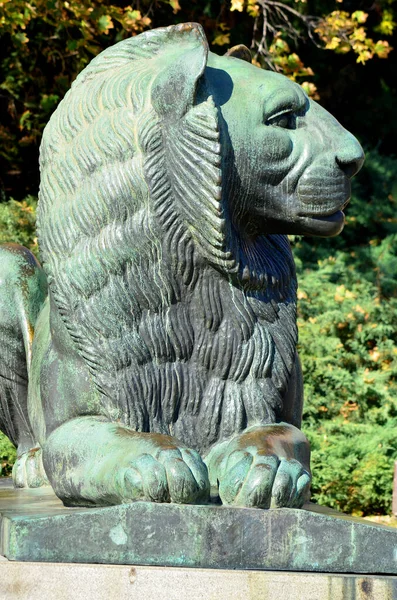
[0,243,48,487]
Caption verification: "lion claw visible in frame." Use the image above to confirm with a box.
[219,453,310,509]
[118,447,210,505]
[208,423,311,509]
[12,446,49,488]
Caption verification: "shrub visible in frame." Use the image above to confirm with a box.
[296,148,397,514]
[0,195,38,254]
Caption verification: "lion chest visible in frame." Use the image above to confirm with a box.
[115,275,297,452]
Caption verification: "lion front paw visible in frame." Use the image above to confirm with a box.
[116,446,210,505]
[218,452,310,509]
[208,423,311,509]
[12,446,49,488]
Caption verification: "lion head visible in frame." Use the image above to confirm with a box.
[200,51,364,242]
[37,24,363,446]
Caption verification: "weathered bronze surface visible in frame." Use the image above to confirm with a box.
[1,479,397,574]
[0,23,364,510]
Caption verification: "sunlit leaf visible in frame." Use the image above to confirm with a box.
[213,33,230,46]
[97,14,114,34]
[352,11,368,24]
[230,0,244,12]
[170,0,181,14]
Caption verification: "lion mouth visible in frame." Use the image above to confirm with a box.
[297,195,350,219]
[306,209,345,223]
[297,169,351,218]
[295,208,347,238]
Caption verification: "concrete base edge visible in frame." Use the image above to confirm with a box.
[0,558,396,600]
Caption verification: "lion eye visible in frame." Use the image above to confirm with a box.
[266,112,296,129]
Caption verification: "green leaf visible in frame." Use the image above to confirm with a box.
[97,14,114,33]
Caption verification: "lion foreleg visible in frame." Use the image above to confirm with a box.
[42,416,210,507]
[204,349,311,509]
[279,351,304,429]
[205,422,311,509]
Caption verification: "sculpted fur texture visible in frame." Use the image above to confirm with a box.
[0,23,364,508]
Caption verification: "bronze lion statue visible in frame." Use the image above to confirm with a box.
[0,23,363,508]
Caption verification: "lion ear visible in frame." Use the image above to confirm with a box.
[151,23,209,120]
[225,45,252,63]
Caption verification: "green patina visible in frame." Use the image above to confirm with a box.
[1,481,397,574]
[0,23,364,519]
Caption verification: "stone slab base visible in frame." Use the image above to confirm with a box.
[1,560,397,600]
[2,479,397,574]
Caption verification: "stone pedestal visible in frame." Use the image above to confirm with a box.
[1,478,397,574]
[1,561,397,600]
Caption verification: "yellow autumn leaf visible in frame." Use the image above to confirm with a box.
[170,0,181,13]
[287,53,304,70]
[374,40,392,59]
[213,33,231,46]
[352,11,368,24]
[271,37,290,54]
[356,50,373,64]
[231,0,244,12]
[14,32,29,44]
[126,10,142,21]
[376,11,396,36]
[301,82,319,100]
[354,304,365,314]
[350,27,366,42]
[247,0,260,17]
[338,42,352,54]
[326,36,341,50]
[369,348,380,362]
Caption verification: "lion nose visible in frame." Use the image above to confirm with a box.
[335,139,365,179]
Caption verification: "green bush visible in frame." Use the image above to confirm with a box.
[296,148,397,515]
[0,195,38,254]
[0,433,16,477]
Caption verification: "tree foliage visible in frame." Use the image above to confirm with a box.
[229,1,392,95]
[295,148,397,515]
[0,195,37,251]
[0,0,396,196]
[0,0,154,196]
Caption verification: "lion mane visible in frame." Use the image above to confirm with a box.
[38,24,297,452]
